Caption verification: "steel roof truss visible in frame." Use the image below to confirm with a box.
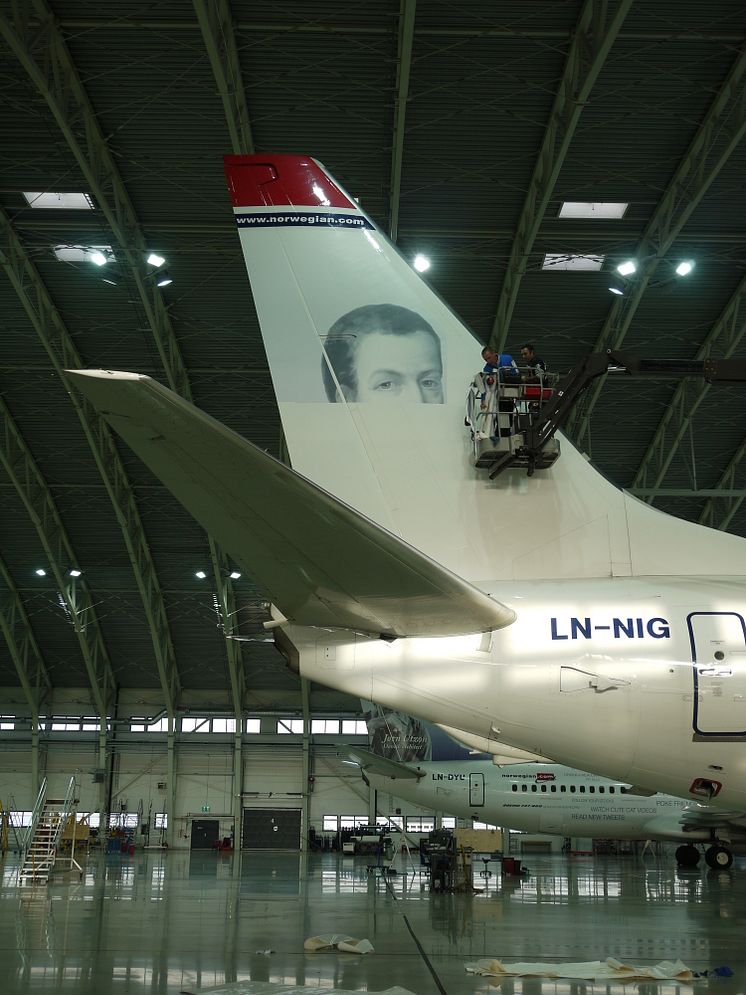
[632,273,746,500]
[0,209,180,716]
[492,0,633,352]
[2,3,245,706]
[0,395,115,716]
[0,1,190,398]
[211,542,246,721]
[570,46,746,447]
[193,0,255,155]
[698,438,746,531]
[389,0,416,243]
[0,553,51,720]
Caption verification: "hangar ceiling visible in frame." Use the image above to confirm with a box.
[1,0,746,709]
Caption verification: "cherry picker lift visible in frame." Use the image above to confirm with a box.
[466,352,746,480]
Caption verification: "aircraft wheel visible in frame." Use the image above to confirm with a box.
[705,845,733,870]
[675,844,700,867]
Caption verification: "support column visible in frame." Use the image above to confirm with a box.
[167,722,177,848]
[30,726,40,801]
[232,730,242,852]
[367,783,376,825]
[300,679,311,853]
[97,728,108,837]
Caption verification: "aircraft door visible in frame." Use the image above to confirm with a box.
[469,772,485,807]
[688,612,746,736]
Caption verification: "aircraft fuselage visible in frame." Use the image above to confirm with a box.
[366,762,722,844]
[286,575,746,810]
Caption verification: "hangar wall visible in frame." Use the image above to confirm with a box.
[0,686,438,849]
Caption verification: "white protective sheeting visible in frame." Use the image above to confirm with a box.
[181,984,411,995]
[465,957,695,982]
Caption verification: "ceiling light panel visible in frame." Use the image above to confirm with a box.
[53,244,115,263]
[542,253,605,272]
[24,191,94,210]
[558,202,628,219]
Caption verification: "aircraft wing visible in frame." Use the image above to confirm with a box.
[345,747,424,780]
[66,371,514,638]
[678,807,746,830]
[642,807,746,843]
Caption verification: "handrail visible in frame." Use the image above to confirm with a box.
[52,776,78,851]
[24,777,47,854]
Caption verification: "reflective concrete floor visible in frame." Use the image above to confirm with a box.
[1,848,745,994]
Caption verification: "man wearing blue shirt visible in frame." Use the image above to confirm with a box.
[481,346,519,381]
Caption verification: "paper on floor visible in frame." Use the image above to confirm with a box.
[303,933,374,953]
[465,956,695,982]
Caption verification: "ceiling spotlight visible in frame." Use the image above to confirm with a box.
[195,570,207,579]
[676,260,694,276]
[616,260,636,277]
[229,571,242,580]
[155,270,173,287]
[68,568,82,578]
[608,280,625,296]
[413,254,431,273]
[102,277,118,286]
[89,250,108,267]
[35,568,47,577]
[147,252,166,267]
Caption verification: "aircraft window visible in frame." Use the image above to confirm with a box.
[512,784,517,792]
[521,784,528,792]
[560,785,566,793]
[609,786,615,794]
[589,786,595,794]
[551,785,557,792]
[579,785,585,793]
[570,785,576,793]
[531,784,537,792]
[540,784,547,792]
[599,786,605,794]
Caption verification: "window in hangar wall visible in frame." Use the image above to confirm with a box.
[278,717,368,735]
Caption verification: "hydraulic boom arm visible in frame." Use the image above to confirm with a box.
[497,351,746,479]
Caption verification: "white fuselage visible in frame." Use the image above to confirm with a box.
[289,575,746,811]
[367,761,728,843]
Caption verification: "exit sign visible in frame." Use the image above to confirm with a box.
[201,804,210,813]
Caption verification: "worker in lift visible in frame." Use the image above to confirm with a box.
[481,346,519,382]
[519,342,547,382]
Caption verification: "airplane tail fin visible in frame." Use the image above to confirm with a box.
[225,154,746,583]
[359,700,488,764]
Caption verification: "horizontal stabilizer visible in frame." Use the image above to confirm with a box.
[65,371,514,637]
[345,747,423,780]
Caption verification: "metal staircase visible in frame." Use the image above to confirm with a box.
[19,777,78,885]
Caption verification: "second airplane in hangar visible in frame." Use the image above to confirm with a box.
[67,153,746,822]
[352,750,746,869]
[353,706,746,869]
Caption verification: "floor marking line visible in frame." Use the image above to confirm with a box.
[383,874,449,995]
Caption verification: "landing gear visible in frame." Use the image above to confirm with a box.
[675,844,700,867]
[705,845,733,870]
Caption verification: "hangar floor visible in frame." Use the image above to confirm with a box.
[0,850,743,994]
